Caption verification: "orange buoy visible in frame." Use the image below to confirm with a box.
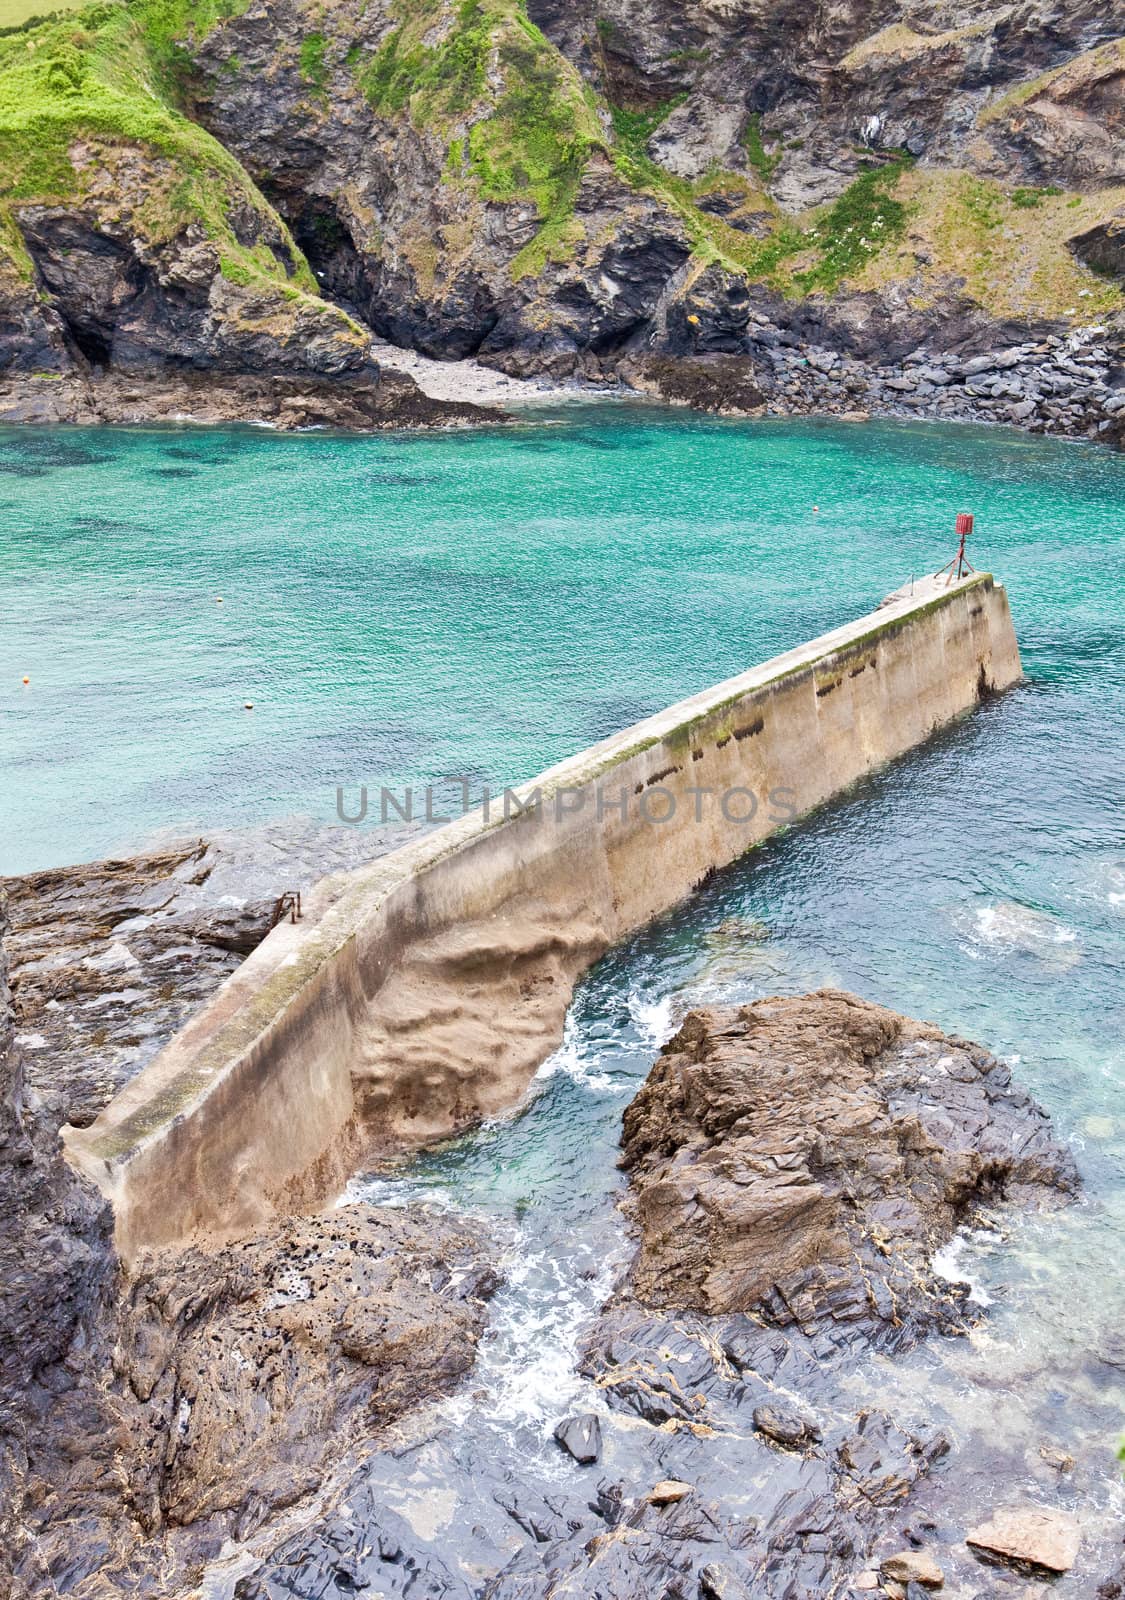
[22,675,29,684]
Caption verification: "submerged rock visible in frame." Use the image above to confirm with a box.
[881,1548,945,1587]
[752,1402,822,1449]
[619,990,1077,1341]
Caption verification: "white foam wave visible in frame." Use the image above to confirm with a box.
[461,1223,626,1449]
[627,990,675,1050]
[534,1012,620,1094]
[956,901,1080,962]
[932,1230,994,1307]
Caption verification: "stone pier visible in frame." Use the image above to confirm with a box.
[64,572,1022,1260]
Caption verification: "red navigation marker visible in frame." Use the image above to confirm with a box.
[936,513,977,585]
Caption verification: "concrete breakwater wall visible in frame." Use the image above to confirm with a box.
[64,573,1022,1260]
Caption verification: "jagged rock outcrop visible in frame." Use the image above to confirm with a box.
[534,0,1117,202]
[8,1206,498,1597]
[0,848,499,1599]
[482,989,1085,1598]
[0,892,115,1584]
[4,841,276,1127]
[618,989,1078,1332]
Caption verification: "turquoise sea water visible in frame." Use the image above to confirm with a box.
[3,407,1125,1578]
[1,406,1119,873]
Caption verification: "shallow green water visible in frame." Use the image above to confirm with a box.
[4,406,1125,1575]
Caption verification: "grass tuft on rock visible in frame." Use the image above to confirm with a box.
[792,154,912,293]
[741,112,780,183]
[612,140,912,297]
[609,96,685,160]
[0,0,318,295]
[357,0,602,274]
[298,30,328,94]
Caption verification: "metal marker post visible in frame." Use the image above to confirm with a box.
[935,513,976,585]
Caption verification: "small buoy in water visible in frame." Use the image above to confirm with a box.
[244,701,254,710]
[812,504,820,512]
[22,675,29,684]
[215,596,223,604]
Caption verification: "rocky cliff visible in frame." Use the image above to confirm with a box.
[0,0,1121,435]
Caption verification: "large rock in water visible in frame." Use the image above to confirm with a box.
[484,992,1083,1599]
[619,990,1077,1337]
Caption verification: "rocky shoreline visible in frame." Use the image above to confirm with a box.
[4,841,1117,1597]
[627,320,1124,447]
[0,850,501,1599]
[2,319,1119,446]
[233,991,1115,1600]
[0,363,504,433]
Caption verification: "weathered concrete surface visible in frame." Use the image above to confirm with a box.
[64,571,1022,1258]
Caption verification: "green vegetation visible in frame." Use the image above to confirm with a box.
[856,167,1123,320]
[609,95,685,160]
[613,129,913,298]
[355,0,602,278]
[357,0,490,119]
[132,0,249,94]
[298,30,327,93]
[0,0,82,29]
[0,0,316,297]
[960,175,1004,230]
[1011,184,1062,208]
[469,34,591,210]
[742,112,780,182]
[792,154,912,292]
